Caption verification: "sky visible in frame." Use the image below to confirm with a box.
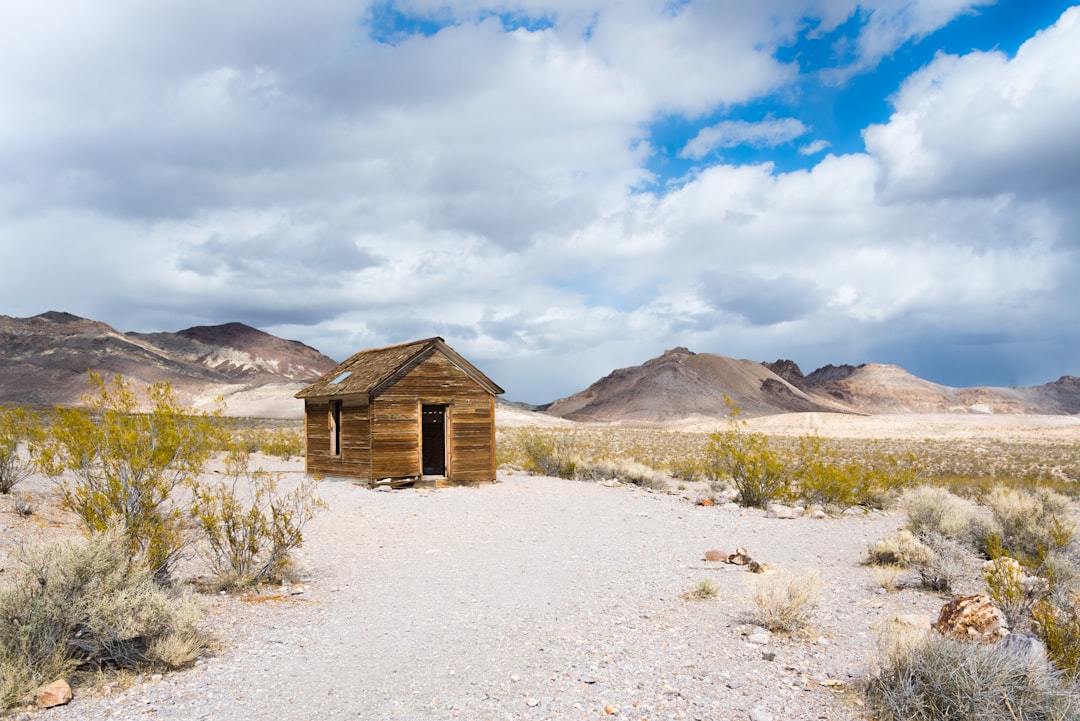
[1,1,1078,404]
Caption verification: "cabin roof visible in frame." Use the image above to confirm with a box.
[294,337,505,399]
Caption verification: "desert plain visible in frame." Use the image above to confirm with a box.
[1,409,1077,721]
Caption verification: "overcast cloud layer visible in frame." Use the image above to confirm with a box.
[1,1,1078,403]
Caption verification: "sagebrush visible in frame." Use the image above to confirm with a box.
[0,527,205,708]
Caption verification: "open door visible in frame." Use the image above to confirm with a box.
[421,404,447,476]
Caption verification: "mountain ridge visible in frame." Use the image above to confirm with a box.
[0,312,339,416]
[2,312,1077,421]
[546,349,1080,422]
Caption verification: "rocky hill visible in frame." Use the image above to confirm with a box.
[546,349,1080,422]
[0,312,338,417]
[546,347,854,422]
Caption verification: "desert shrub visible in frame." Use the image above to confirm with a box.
[232,427,304,459]
[871,565,908,593]
[901,486,983,546]
[865,632,1079,721]
[983,557,1047,632]
[1032,597,1080,678]
[866,530,933,568]
[683,578,720,601]
[517,429,581,479]
[913,532,976,593]
[37,374,225,579]
[0,527,204,708]
[574,457,669,491]
[747,569,821,634]
[705,407,794,508]
[191,446,326,589]
[982,487,1075,563]
[0,405,42,494]
[668,456,711,483]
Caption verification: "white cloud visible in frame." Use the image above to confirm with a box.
[0,1,1077,402]
[866,6,1080,202]
[680,118,809,160]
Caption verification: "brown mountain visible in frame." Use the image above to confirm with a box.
[547,349,1080,423]
[546,347,854,422]
[0,312,338,416]
[794,362,1080,415]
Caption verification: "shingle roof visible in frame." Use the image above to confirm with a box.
[294,337,504,399]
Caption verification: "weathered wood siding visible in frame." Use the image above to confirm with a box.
[370,352,496,483]
[303,398,371,479]
[446,395,495,482]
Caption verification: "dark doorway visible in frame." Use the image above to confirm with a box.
[421,405,447,475]
[329,400,342,456]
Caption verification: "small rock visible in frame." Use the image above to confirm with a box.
[997,632,1047,664]
[375,484,393,492]
[749,705,773,721]
[765,503,803,520]
[935,595,1008,643]
[697,497,715,507]
[526,698,539,707]
[36,679,72,708]
[746,628,771,645]
[704,550,726,562]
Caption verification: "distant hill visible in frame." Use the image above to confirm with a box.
[0,312,338,417]
[546,347,854,422]
[546,348,1080,422]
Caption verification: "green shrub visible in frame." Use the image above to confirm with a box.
[747,570,821,634]
[191,446,326,589]
[0,527,204,708]
[983,556,1046,632]
[705,419,793,508]
[865,633,1079,721]
[1032,596,1080,678]
[37,374,225,579]
[517,429,581,479]
[0,405,42,494]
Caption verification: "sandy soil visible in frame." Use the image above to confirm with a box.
[2,413,1076,720]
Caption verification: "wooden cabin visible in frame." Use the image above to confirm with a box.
[294,337,504,486]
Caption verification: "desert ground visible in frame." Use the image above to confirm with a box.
[2,410,1077,721]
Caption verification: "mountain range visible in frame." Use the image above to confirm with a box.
[0,311,337,417]
[1,312,1077,420]
[545,347,1080,421]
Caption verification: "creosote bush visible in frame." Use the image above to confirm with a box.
[0,527,205,708]
[37,373,225,579]
[865,632,1079,721]
[191,446,326,589]
[0,405,42,494]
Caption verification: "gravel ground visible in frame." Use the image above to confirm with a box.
[19,465,963,721]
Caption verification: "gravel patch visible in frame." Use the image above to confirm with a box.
[20,467,955,721]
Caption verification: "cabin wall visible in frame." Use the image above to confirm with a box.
[370,353,496,482]
[303,397,371,479]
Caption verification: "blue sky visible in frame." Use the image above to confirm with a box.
[1,1,1078,403]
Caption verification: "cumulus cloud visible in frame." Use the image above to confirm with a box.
[0,0,1076,402]
[866,6,1080,202]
